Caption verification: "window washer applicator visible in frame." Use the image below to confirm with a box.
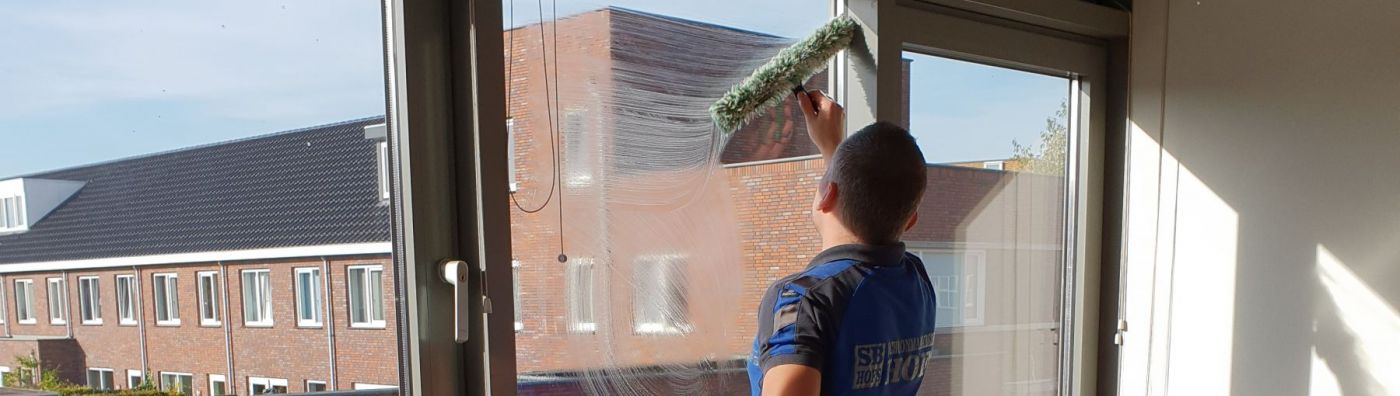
[710,15,859,133]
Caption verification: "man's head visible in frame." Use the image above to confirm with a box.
[811,121,927,245]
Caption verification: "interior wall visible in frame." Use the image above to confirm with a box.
[1119,0,1400,395]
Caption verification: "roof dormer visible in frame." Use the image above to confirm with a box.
[0,178,86,233]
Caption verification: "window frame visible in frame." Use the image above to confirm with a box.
[248,376,289,394]
[306,379,328,392]
[631,254,690,335]
[115,275,136,325]
[909,248,989,328]
[152,273,180,326]
[127,369,143,389]
[158,372,193,395]
[86,368,114,390]
[347,264,385,328]
[565,257,597,333]
[511,260,521,332]
[241,269,273,327]
[294,267,323,327]
[506,117,518,192]
[78,276,102,325]
[377,141,392,201]
[197,271,221,327]
[209,374,227,396]
[0,196,25,231]
[14,279,33,324]
[46,277,66,325]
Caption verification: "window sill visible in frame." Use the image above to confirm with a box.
[244,322,275,328]
[350,322,386,329]
[568,323,597,334]
[155,321,181,327]
[81,320,104,326]
[297,323,324,329]
[634,324,691,336]
[200,322,223,328]
[17,320,36,325]
[49,320,67,326]
[118,321,139,327]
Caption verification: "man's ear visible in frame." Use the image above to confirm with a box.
[904,212,919,231]
[817,182,839,213]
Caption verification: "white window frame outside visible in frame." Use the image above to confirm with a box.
[0,366,10,387]
[377,141,391,201]
[306,379,328,392]
[506,118,518,192]
[910,248,988,328]
[14,279,33,324]
[86,368,114,390]
[152,273,180,326]
[78,276,101,325]
[632,254,690,335]
[0,196,25,231]
[241,269,273,327]
[0,281,6,325]
[565,257,597,333]
[347,265,385,328]
[353,383,396,390]
[208,374,227,396]
[511,260,522,332]
[126,369,143,389]
[197,271,221,326]
[562,110,593,186]
[46,277,66,325]
[294,267,323,327]
[158,372,192,395]
[115,275,136,325]
[248,376,288,394]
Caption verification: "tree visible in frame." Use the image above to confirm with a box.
[1011,100,1069,176]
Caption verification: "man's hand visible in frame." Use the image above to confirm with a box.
[762,364,822,396]
[797,90,844,160]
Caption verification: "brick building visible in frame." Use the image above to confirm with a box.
[0,7,1065,396]
[0,118,398,395]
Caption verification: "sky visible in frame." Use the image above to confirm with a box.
[0,0,1064,177]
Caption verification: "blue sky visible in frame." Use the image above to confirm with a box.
[0,0,1063,177]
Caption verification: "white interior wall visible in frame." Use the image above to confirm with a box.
[1119,0,1400,395]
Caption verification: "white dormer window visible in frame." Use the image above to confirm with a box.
[0,178,85,233]
[0,196,24,230]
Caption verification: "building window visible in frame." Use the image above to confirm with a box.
[209,374,227,396]
[249,376,288,394]
[46,278,66,325]
[506,118,518,192]
[566,257,597,333]
[983,160,1005,170]
[14,280,34,324]
[633,254,689,334]
[159,372,192,395]
[511,260,522,332]
[0,366,11,387]
[347,265,385,328]
[197,271,221,326]
[0,196,25,230]
[563,110,593,186]
[78,277,101,325]
[127,370,143,389]
[295,267,322,327]
[911,249,987,327]
[241,269,272,326]
[152,273,180,326]
[377,141,390,201]
[116,275,136,325]
[86,368,114,390]
[306,380,328,392]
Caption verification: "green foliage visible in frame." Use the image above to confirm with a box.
[6,354,179,396]
[1011,100,1070,176]
[711,15,858,132]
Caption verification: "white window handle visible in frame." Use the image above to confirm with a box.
[440,259,470,343]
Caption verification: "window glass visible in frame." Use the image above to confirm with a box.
[348,266,384,327]
[502,2,828,393]
[1,2,399,394]
[198,272,221,325]
[116,276,136,324]
[296,268,322,326]
[242,270,272,326]
[902,51,1072,395]
[47,278,66,324]
[87,369,114,390]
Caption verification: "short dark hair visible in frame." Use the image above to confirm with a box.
[825,121,927,244]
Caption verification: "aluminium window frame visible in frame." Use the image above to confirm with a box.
[209,374,227,396]
[197,271,222,326]
[78,276,102,325]
[248,376,289,394]
[158,372,193,395]
[306,379,328,392]
[86,367,115,390]
[127,369,144,389]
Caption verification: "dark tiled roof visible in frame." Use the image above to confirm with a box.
[0,117,390,264]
